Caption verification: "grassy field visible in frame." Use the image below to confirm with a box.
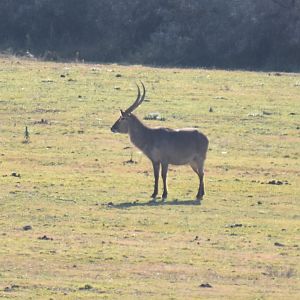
[0,56,299,299]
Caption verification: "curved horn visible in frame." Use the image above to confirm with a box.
[124,82,145,114]
[124,83,141,114]
[138,81,146,106]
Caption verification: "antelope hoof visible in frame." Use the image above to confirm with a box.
[151,193,157,200]
[195,198,202,205]
[196,195,203,201]
[161,193,168,201]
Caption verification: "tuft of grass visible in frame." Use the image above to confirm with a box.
[144,112,166,121]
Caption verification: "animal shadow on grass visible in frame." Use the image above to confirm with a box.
[108,198,201,209]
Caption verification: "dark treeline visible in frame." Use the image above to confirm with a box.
[1,0,300,71]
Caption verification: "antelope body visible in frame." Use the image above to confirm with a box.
[111,82,209,202]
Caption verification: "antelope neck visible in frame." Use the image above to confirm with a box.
[128,115,151,151]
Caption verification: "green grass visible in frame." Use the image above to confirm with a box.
[0,55,299,299]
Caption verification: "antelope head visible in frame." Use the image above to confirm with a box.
[111,82,146,134]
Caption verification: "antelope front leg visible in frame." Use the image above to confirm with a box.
[151,161,160,199]
[161,163,168,200]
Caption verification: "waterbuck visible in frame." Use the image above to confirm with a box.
[111,82,209,202]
